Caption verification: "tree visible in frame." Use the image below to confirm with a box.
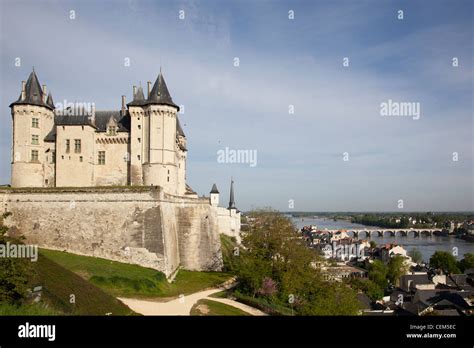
[350,278,384,301]
[429,251,460,274]
[458,253,474,273]
[408,248,423,264]
[234,209,360,315]
[387,255,410,286]
[0,219,33,304]
[368,260,388,290]
[369,241,377,249]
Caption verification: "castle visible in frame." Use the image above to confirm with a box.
[2,70,241,278]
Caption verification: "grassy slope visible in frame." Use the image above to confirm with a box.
[0,303,60,315]
[31,251,135,315]
[41,249,232,299]
[190,299,250,316]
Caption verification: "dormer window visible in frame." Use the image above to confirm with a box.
[108,126,117,136]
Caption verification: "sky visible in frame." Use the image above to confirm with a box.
[0,0,472,212]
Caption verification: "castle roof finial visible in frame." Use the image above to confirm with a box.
[228,177,236,210]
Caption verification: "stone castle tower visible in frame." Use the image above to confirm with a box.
[10,70,56,188]
[10,69,188,196]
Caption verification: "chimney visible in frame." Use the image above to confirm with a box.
[42,85,47,102]
[133,85,137,98]
[21,81,26,100]
[90,103,96,123]
[121,95,126,116]
[147,81,151,98]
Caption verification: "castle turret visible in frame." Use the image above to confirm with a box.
[210,183,219,206]
[10,70,55,187]
[176,116,187,195]
[127,85,147,185]
[141,72,180,194]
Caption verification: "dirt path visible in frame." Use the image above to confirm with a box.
[118,287,266,316]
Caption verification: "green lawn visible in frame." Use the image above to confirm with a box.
[40,249,233,299]
[190,299,250,316]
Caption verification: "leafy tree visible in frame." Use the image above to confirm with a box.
[429,251,460,274]
[458,253,474,273]
[387,255,410,286]
[0,219,33,304]
[369,241,377,249]
[408,248,423,264]
[368,260,388,290]
[234,209,360,315]
[350,278,384,301]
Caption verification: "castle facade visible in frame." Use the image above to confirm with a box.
[3,70,241,277]
[10,70,188,195]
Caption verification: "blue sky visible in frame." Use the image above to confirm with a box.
[0,0,472,211]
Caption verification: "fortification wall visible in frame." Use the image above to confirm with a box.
[0,187,223,277]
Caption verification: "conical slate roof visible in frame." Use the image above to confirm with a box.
[10,70,54,110]
[46,92,55,109]
[128,86,147,106]
[176,116,185,137]
[210,184,219,194]
[146,72,179,110]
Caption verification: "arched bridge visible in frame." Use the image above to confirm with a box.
[325,229,442,238]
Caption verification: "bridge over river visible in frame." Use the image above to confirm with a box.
[324,228,443,238]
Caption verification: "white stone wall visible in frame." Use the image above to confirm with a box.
[93,133,129,186]
[216,206,242,244]
[56,125,95,187]
[1,187,223,277]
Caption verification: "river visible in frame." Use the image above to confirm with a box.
[292,217,473,263]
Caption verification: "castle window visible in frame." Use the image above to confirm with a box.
[31,150,39,162]
[167,176,170,182]
[66,139,70,153]
[98,151,106,165]
[52,151,56,163]
[138,124,141,130]
[138,138,141,143]
[137,155,141,160]
[32,118,39,128]
[74,139,81,153]
[108,126,117,136]
[79,156,83,162]
[31,134,39,145]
